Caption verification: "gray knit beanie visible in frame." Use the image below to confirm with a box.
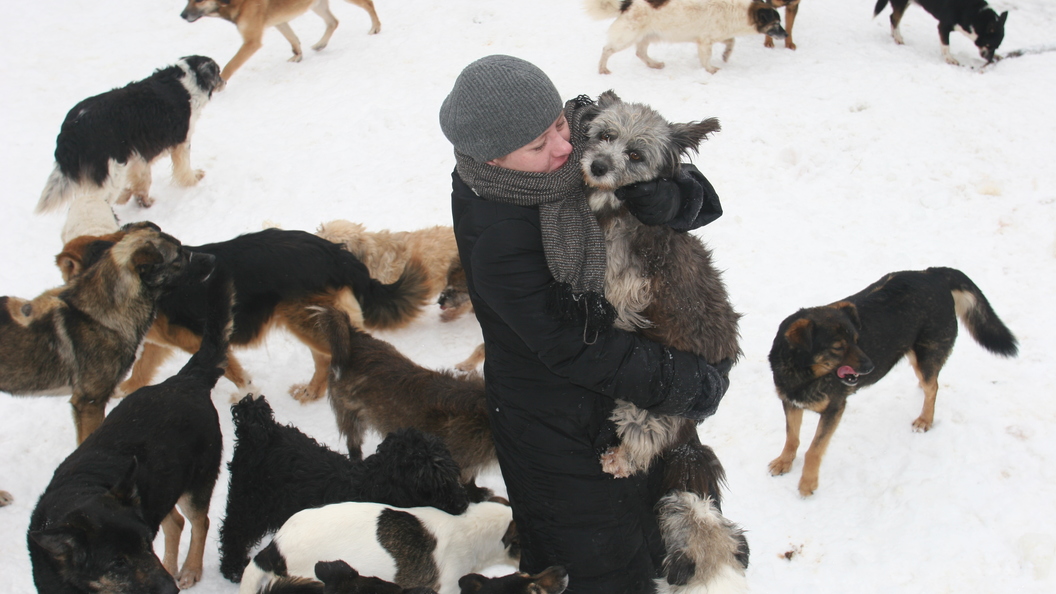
[439,55,563,162]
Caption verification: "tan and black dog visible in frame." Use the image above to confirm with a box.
[765,0,800,49]
[180,0,382,83]
[0,222,215,444]
[767,267,1018,497]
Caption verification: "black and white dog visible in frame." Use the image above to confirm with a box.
[37,55,222,213]
[219,394,473,583]
[874,0,1008,65]
[238,500,519,594]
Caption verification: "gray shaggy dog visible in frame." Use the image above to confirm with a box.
[581,91,747,594]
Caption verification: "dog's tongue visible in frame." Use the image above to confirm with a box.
[836,366,857,379]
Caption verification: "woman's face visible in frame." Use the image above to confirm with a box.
[488,114,572,173]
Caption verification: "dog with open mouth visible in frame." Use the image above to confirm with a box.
[767,267,1018,497]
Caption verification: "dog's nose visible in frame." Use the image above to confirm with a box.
[590,161,609,178]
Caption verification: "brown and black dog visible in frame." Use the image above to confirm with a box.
[1,222,214,443]
[180,0,382,83]
[57,228,429,404]
[765,0,800,49]
[767,267,1018,497]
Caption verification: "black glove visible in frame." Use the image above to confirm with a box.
[614,177,682,225]
[648,357,733,421]
[615,164,723,230]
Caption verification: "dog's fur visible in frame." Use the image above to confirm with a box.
[581,91,747,592]
[459,566,568,594]
[320,308,495,492]
[27,267,232,592]
[261,559,439,593]
[586,0,787,74]
[767,267,1018,496]
[61,192,121,245]
[765,0,800,49]
[180,0,381,82]
[1,222,215,443]
[219,394,473,583]
[874,0,1008,65]
[57,228,430,403]
[436,258,474,324]
[238,500,519,594]
[37,56,222,214]
[316,220,467,319]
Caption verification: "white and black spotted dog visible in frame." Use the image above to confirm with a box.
[37,55,222,215]
[238,500,519,594]
[582,90,748,594]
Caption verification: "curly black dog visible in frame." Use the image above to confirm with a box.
[219,395,475,582]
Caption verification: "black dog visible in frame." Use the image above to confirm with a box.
[767,267,1018,496]
[37,55,223,212]
[219,394,474,582]
[27,267,233,592]
[874,0,1008,64]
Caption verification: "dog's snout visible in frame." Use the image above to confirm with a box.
[181,10,200,23]
[767,24,787,40]
[590,160,609,178]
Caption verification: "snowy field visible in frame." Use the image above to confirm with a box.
[1,0,1055,592]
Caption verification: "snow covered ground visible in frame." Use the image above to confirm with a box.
[1,0,1054,592]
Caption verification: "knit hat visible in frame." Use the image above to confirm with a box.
[439,55,563,162]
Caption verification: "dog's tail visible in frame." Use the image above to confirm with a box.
[583,0,625,20]
[37,164,76,213]
[356,259,431,330]
[180,267,235,386]
[931,267,1019,357]
[873,0,890,17]
[657,492,749,593]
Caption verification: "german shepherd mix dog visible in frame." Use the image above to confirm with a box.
[1,222,215,444]
[219,394,472,583]
[767,267,1018,497]
[260,559,441,593]
[582,91,747,594]
[765,0,800,49]
[59,228,429,404]
[874,0,1008,65]
[180,0,382,83]
[238,500,519,594]
[586,0,786,74]
[27,268,233,592]
[320,308,495,495]
[37,56,222,213]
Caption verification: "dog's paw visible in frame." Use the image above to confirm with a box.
[764,37,775,49]
[135,194,155,208]
[288,383,323,404]
[705,65,720,75]
[911,416,933,432]
[797,478,817,497]
[768,456,794,476]
[288,52,303,63]
[194,169,205,183]
[0,490,13,507]
[600,448,633,478]
[176,565,203,589]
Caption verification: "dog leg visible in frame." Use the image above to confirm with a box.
[113,155,153,208]
[170,141,204,187]
[160,508,186,576]
[174,493,210,589]
[783,3,799,50]
[889,3,907,45]
[311,0,340,50]
[907,350,941,432]
[798,400,846,497]
[119,341,174,396]
[70,391,107,444]
[275,22,304,63]
[768,399,803,476]
[343,0,382,34]
[599,22,640,74]
[289,350,331,403]
[697,39,719,74]
[721,38,735,63]
[938,25,960,65]
[220,25,266,82]
[455,342,485,372]
[635,38,665,70]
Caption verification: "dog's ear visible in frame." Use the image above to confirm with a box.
[110,457,141,507]
[29,527,87,564]
[130,241,165,278]
[55,252,83,283]
[670,118,721,155]
[831,301,861,330]
[121,221,161,233]
[458,574,488,594]
[784,317,813,351]
[597,90,622,108]
[315,560,358,585]
[998,11,1008,27]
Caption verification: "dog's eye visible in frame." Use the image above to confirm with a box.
[600,133,612,141]
[627,151,641,161]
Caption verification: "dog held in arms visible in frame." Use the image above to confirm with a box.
[238,499,519,594]
[218,394,473,582]
[27,265,233,592]
[37,56,222,214]
[767,267,1018,496]
[1,222,215,444]
[56,228,430,404]
[873,0,1008,65]
[586,0,787,74]
[180,0,382,83]
[582,91,748,593]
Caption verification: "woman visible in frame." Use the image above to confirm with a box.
[439,55,730,594]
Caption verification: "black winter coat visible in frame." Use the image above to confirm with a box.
[450,170,718,594]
